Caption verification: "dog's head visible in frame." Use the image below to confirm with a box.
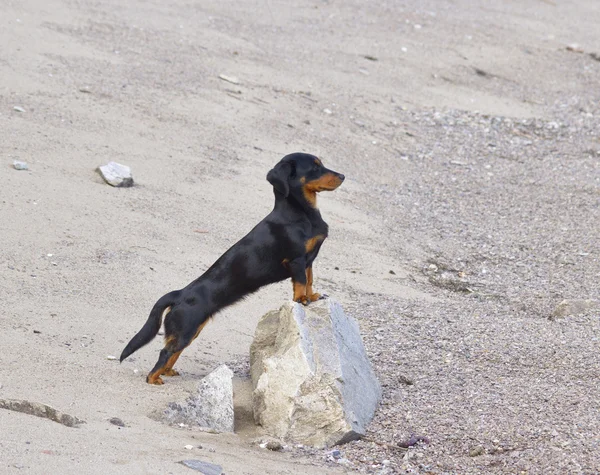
[267,153,345,207]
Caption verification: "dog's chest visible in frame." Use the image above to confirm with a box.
[304,217,328,254]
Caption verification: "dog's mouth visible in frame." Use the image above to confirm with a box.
[305,172,345,192]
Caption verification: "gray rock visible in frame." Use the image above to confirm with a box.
[97,162,134,187]
[164,364,234,432]
[250,299,381,448]
[109,417,125,427]
[13,160,28,170]
[180,460,223,474]
[0,399,85,427]
[551,299,600,319]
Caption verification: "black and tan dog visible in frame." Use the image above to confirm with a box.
[120,153,344,384]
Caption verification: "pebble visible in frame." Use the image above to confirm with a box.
[265,440,283,451]
[323,108,333,115]
[469,445,485,457]
[13,106,25,112]
[13,160,29,170]
[109,417,125,427]
[566,43,584,53]
[97,162,134,187]
[218,74,240,85]
[79,86,92,93]
[185,444,194,450]
[106,355,117,360]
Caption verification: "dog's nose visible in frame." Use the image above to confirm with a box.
[338,173,345,182]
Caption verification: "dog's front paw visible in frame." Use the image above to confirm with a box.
[308,292,322,302]
[309,293,328,301]
[146,375,165,385]
[295,295,310,306]
[162,369,180,377]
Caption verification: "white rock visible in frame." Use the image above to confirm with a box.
[218,74,240,85]
[13,106,25,113]
[566,43,584,53]
[163,364,234,432]
[97,162,134,187]
[13,160,28,170]
[250,299,381,448]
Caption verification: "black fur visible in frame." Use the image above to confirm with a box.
[120,153,344,384]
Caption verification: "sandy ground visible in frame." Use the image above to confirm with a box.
[1,0,599,473]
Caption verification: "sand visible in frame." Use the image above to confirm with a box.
[1,0,599,473]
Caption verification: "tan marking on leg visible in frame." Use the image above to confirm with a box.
[148,319,211,383]
[162,350,183,376]
[293,280,308,305]
[306,267,321,302]
[146,372,165,385]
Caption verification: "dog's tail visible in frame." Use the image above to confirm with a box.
[120,290,180,362]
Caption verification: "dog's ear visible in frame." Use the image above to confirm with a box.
[266,161,292,197]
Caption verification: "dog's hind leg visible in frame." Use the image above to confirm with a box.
[146,319,211,385]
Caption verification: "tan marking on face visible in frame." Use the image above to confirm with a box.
[302,186,317,208]
[314,158,323,166]
[304,173,343,192]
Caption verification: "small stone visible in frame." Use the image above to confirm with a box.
[364,55,378,61]
[265,440,283,451]
[106,355,117,360]
[79,86,92,93]
[331,449,342,459]
[109,417,125,427]
[97,162,134,187]
[323,108,333,115]
[566,43,584,53]
[13,160,28,170]
[180,460,223,475]
[469,445,485,457]
[13,106,25,112]
[185,444,194,450]
[218,74,240,85]
[389,270,396,275]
